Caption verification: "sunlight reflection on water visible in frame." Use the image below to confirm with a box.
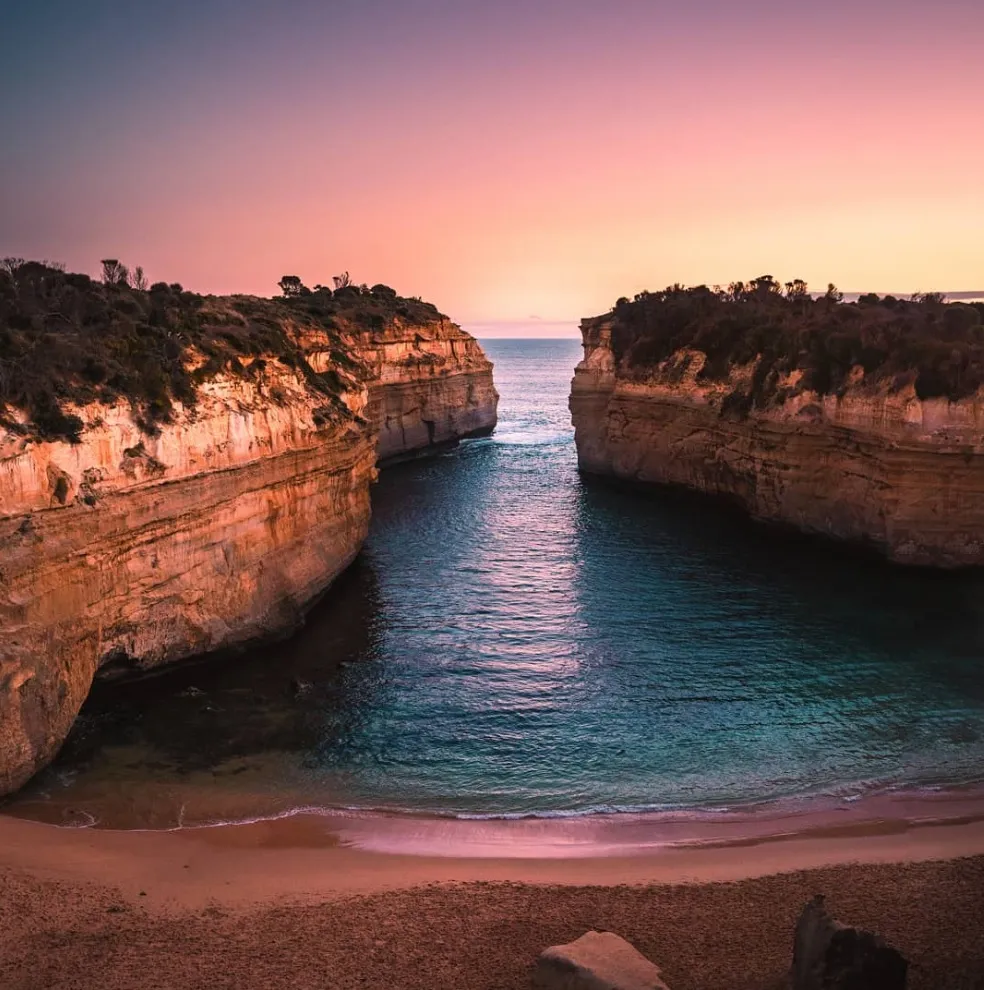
[7,337,984,829]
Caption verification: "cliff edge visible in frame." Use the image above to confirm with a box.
[570,279,984,566]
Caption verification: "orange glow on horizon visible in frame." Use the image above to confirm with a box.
[4,1,983,327]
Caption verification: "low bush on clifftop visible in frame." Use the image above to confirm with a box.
[0,260,448,442]
[274,274,447,330]
[607,278,984,407]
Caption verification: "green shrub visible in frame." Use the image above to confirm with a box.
[0,263,340,440]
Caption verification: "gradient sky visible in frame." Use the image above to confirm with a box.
[2,0,982,331]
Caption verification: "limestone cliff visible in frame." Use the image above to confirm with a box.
[0,361,377,797]
[358,319,498,462]
[308,316,498,463]
[571,316,984,566]
[0,267,497,797]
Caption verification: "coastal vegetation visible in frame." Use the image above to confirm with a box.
[0,259,447,442]
[608,277,984,411]
[275,271,446,330]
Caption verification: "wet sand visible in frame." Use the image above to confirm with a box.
[2,813,984,990]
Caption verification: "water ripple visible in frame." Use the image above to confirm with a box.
[7,338,984,828]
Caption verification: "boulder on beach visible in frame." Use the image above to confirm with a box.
[533,930,670,990]
[792,894,908,990]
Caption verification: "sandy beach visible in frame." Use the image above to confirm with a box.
[2,812,984,990]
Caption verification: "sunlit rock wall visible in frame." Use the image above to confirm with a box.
[357,318,498,462]
[0,363,376,796]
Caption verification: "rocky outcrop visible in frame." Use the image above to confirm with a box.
[534,931,670,990]
[355,318,498,462]
[0,315,496,797]
[792,895,907,990]
[570,317,984,566]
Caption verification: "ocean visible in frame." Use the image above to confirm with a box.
[6,337,984,832]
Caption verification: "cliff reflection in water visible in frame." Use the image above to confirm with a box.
[5,338,984,828]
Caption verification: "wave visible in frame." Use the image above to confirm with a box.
[84,781,982,865]
[136,777,984,832]
[29,774,984,859]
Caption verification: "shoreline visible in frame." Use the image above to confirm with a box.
[6,777,984,856]
[4,809,984,989]
[4,788,984,909]
[246,783,984,859]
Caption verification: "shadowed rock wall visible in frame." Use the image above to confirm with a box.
[570,317,984,566]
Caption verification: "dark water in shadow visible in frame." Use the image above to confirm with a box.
[6,338,984,828]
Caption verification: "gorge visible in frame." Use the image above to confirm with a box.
[5,271,984,829]
[6,337,984,835]
[0,265,497,798]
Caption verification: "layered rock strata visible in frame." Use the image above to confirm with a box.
[0,319,496,797]
[570,318,984,566]
[356,319,498,462]
[0,363,375,797]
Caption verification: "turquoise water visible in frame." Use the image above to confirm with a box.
[7,338,984,828]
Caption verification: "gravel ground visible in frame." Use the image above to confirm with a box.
[2,856,983,990]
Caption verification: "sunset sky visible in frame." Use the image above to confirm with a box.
[3,0,982,332]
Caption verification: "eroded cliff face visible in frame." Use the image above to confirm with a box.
[571,317,984,566]
[302,315,498,462]
[356,318,498,462]
[0,360,377,796]
[0,317,498,797]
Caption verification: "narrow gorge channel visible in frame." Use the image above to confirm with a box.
[5,339,984,841]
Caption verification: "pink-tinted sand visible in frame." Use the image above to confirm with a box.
[2,801,984,990]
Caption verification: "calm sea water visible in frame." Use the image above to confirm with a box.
[7,337,984,828]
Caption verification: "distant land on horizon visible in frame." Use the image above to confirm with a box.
[466,320,581,339]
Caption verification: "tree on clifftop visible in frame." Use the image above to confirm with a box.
[278,275,304,297]
[101,259,129,286]
[750,275,782,300]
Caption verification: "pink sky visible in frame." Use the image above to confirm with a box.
[3,0,982,328]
